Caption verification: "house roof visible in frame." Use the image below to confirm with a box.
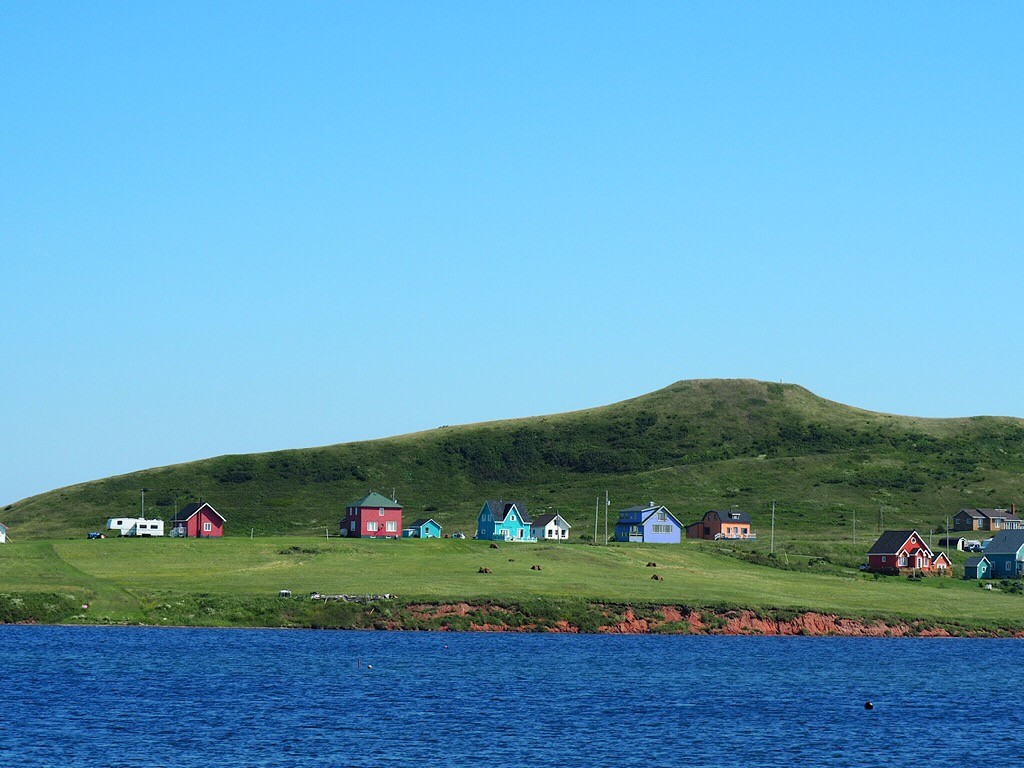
[172,502,226,523]
[960,508,1023,522]
[965,555,990,568]
[708,509,752,524]
[980,531,1024,556]
[408,518,439,529]
[958,509,986,519]
[867,530,925,556]
[620,502,661,513]
[348,492,402,509]
[483,500,531,524]
[532,513,570,528]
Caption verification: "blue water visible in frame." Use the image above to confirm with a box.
[1,626,1023,767]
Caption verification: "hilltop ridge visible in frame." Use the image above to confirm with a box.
[7,378,1024,539]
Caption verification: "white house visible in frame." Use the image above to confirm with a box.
[531,514,571,541]
[0,522,7,543]
[106,517,165,537]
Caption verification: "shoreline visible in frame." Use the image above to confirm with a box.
[5,593,1023,637]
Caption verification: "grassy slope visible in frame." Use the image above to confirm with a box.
[2,537,1022,631]
[6,379,1024,540]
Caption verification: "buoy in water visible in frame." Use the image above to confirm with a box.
[864,701,873,710]
[367,664,373,670]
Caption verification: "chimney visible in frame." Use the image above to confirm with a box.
[1013,503,1017,516]
[650,501,656,508]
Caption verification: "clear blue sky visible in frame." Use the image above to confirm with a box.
[3,2,1022,504]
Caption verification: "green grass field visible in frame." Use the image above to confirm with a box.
[2,536,1022,632]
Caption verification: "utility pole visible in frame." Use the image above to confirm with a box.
[604,491,610,545]
[770,501,776,554]
[594,496,599,544]
[141,488,149,519]
[852,507,856,546]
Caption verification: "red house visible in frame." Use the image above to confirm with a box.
[866,530,950,575]
[340,492,403,539]
[172,502,226,538]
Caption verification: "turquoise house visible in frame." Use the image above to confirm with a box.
[403,518,442,539]
[964,555,992,580]
[476,500,537,542]
[979,531,1024,578]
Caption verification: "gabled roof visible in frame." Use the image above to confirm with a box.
[960,508,1023,523]
[619,502,660,514]
[172,502,226,523]
[408,518,439,529]
[482,500,531,524]
[532,513,570,528]
[867,530,929,556]
[981,531,1024,556]
[708,509,752,524]
[965,556,991,568]
[349,492,402,509]
[957,508,986,519]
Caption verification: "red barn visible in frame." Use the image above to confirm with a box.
[340,492,403,539]
[172,502,226,538]
[866,530,949,575]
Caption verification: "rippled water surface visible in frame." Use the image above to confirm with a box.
[2,625,1023,767]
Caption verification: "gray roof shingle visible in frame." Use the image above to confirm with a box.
[981,531,1024,556]
[867,530,921,555]
[483,500,531,525]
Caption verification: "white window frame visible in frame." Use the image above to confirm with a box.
[367,521,379,532]
[203,521,212,532]
[385,521,397,532]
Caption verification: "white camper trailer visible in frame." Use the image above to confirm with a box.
[0,522,7,543]
[106,517,165,537]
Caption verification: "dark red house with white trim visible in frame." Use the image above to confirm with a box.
[866,530,950,575]
[340,492,403,539]
[172,502,226,538]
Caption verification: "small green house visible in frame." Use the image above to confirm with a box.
[403,518,442,539]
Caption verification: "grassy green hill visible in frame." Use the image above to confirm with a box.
[7,378,1024,540]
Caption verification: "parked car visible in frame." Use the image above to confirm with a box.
[452,532,466,539]
[86,532,105,539]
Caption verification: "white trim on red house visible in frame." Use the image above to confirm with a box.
[177,502,227,522]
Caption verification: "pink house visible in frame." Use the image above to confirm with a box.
[172,502,226,538]
[340,492,403,539]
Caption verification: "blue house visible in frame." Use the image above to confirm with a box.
[964,555,992,580]
[403,518,442,539]
[476,500,537,542]
[614,502,683,544]
[980,531,1024,578]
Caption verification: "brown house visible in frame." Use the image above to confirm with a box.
[685,509,756,540]
[953,507,1023,532]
